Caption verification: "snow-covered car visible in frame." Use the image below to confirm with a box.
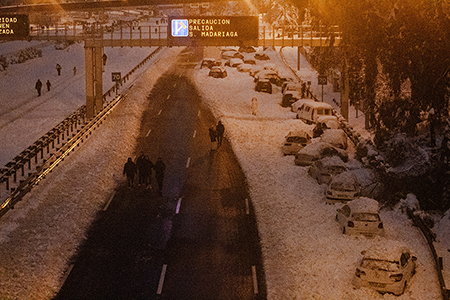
[281,90,301,107]
[254,53,270,60]
[255,78,272,93]
[291,98,316,113]
[221,50,243,60]
[295,141,349,166]
[353,242,416,295]
[201,58,220,69]
[326,172,360,204]
[321,129,348,150]
[243,58,256,65]
[308,156,348,185]
[282,81,301,95]
[239,46,256,53]
[208,66,227,78]
[249,66,263,77]
[263,62,278,72]
[237,63,253,73]
[282,131,312,155]
[254,69,283,86]
[336,197,384,236]
[316,115,339,129]
[225,58,244,67]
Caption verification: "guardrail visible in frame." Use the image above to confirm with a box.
[0,46,162,219]
[407,209,450,300]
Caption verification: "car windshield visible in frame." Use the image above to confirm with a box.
[352,213,380,222]
[361,258,400,272]
[330,181,356,192]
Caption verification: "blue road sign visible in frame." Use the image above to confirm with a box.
[171,19,188,37]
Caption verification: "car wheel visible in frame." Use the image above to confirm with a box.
[342,226,346,234]
[296,114,299,119]
[335,214,338,221]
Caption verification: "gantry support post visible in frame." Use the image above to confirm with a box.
[84,42,103,119]
[340,56,349,120]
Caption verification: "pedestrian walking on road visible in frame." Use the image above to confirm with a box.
[251,97,258,116]
[209,126,218,151]
[46,80,51,91]
[123,157,137,188]
[136,152,147,186]
[56,63,62,76]
[144,155,154,188]
[154,157,166,196]
[216,120,225,147]
[35,79,42,96]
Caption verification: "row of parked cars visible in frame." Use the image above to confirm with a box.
[281,105,417,296]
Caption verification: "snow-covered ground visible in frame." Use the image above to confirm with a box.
[0,38,448,299]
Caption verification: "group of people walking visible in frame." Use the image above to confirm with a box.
[35,63,77,97]
[208,120,225,151]
[123,155,166,196]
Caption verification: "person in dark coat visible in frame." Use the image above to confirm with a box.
[56,63,62,76]
[144,155,154,188]
[216,121,225,146]
[154,157,166,196]
[123,157,137,188]
[35,79,42,96]
[46,80,51,91]
[209,126,217,151]
[136,152,147,186]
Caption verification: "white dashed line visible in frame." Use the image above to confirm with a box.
[157,264,168,294]
[174,83,177,87]
[245,198,250,215]
[167,94,171,100]
[146,129,152,137]
[252,265,258,294]
[193,130,197,138]
[103,192,116,211]
[186,157,191,168]
[176,197,182,214]
[158,110,162,115]
[197,110,201,117]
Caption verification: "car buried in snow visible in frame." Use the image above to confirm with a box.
[326,172,360,204]
[282,131,312,155]
[295,141,349,167]
[308,156,348,185]
[335,197,384,236]
[353,241,417,295]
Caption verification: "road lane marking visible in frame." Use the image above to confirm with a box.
[176,197,182,214]
[174,83,177,87]
[186,157,191,168]
[197,110,200,117]
[158,110,162,115]
[167,94,171,100]
[252,265,258,294]
[193,130,197,138]
[146,129,152,137]
[103,192,116,211]
[157,264,168,294]
[245,198,250,215]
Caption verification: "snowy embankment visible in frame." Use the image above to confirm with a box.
[0,46,184,299]
[192,47,440,299]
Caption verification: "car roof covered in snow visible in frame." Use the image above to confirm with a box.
[348,197,380,214]
[362,240,412,262]
[319,155,346,167]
